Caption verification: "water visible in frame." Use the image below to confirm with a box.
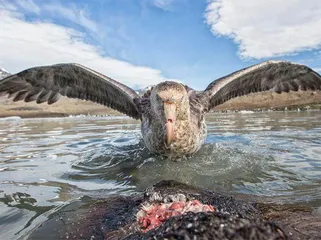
[0,111,321,239]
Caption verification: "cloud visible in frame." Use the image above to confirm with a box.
[6,1,98,34]
[152,0,174,11]
[15,0,40,14]
[205,0,321,59]
[0,5,178,89]
[41,3,99,34]
[0,1,17,11]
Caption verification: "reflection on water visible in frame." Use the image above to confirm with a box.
[0,112,321,239]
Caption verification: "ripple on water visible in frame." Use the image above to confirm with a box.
[0,112,321,239]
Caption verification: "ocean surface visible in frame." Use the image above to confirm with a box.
[0,111,321,239]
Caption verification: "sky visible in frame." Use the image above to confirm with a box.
[0,0,321,90]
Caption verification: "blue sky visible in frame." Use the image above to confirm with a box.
[0,0,321,89]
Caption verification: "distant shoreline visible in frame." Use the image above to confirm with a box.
[0,91,320,119]
[1,104,320,119]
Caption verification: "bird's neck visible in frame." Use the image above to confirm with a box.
[173,105,192,135]
[176,102,191,122]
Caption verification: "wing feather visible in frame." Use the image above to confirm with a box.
[0,63,141,119]
[201,61,321,111]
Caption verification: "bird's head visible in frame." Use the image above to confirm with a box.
[150,81,190,148]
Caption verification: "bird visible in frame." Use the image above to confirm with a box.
[0,60,321,157]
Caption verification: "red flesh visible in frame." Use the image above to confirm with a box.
[137,200,215,232]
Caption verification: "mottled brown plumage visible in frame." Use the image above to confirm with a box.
[1,61,321,156]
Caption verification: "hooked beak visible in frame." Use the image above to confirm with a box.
[164,102,176,148]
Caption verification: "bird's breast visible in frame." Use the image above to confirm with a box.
[168,120,207,155]
[141,117,207,157]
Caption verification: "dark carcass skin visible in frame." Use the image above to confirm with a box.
[28,180,321,240]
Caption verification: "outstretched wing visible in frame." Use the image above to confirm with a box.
[0,63,141,119]
[201,61,321,111]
